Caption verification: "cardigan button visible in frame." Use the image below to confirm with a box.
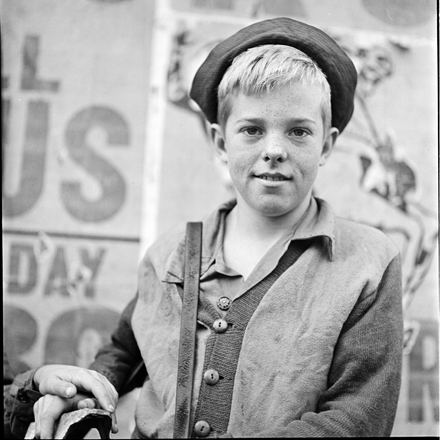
[203,369,219,385]
[194,420,210,437]
[217,296,231,311]
[213,318,228,333]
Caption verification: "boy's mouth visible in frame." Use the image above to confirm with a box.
[255,172,290,181]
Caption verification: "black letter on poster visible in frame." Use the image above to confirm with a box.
[408,321,439,422]
[62,107,129,222]
[80,247,106,298]
[44,246,69,297]
[21,35,60,92]
[8,243,38,294]
[3,101,50,217]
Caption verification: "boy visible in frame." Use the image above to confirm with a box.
[5,17,403,438]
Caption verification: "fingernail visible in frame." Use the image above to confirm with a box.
[65,386,72,397]
[108,404,115,412]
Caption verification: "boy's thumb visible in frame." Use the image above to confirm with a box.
[62,382,77,398]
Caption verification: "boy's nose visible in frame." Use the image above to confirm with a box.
[261,141,288,163]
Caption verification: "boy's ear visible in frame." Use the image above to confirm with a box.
[319,127,339,167]
[210,123,228,163]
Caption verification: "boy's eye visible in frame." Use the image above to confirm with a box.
[291,128,310,138]
[242,127,262,136]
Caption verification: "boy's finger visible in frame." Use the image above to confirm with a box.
[43,378,78,398]
[33,401,42,439]
[111,412,119,434]
[34,401,55,440]
[38,414,56,440]
[77,397,98,409]
[74,371,118,413]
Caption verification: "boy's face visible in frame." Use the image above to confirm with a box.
[211,83,338,219]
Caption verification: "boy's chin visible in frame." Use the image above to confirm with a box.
[249,198,303,219]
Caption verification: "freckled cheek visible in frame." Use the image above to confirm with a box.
[227,153,254,180]
[293,156,320,180]
[229,164,249,185]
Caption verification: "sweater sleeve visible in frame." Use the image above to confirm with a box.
[4,368,42,439]
[250,254,404,438]
[89,293,147,394]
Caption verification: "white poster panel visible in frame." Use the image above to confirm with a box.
[3,0,153,373]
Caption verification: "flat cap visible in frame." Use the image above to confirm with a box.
[190,17,357,133]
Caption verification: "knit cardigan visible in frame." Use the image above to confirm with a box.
[5,198,403,438]
[107,198,403,438]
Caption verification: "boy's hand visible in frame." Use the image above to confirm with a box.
[34,365,118,413]
[33,392,118,439]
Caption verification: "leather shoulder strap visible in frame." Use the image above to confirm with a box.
[173,222,203,438]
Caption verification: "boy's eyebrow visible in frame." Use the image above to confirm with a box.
[234,117,317,125]
[234,117,265,125]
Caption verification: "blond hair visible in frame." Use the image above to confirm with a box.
[217,44,332,129]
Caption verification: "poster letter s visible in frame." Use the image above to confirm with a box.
[62,106,129,222]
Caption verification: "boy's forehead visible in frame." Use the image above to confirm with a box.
[227,84,325,121]
[190,17,357,134]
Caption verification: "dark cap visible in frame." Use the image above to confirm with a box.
[190,17,357,133]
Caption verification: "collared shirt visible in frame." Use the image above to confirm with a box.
[200,197,325,318]
[158,196,337,431]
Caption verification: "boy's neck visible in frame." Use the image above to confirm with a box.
[228,195,312,243]
[222,195,312,279]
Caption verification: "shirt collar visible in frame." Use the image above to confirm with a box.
[294,197,335,261]
[163,197,335,283]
